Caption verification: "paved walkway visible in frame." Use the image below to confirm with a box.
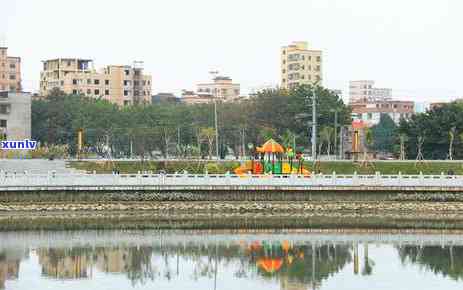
[0,159,83,174]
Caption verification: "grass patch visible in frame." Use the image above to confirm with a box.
[69,160,463,175]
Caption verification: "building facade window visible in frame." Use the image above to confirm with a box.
[105,89,109,95]
[105,80,109,85]
[0,105,10,114]
[124,90,129,96]
[94,79,100,85]
[0,119,7,127]
[94,89,100,95]
[72,79,78,85]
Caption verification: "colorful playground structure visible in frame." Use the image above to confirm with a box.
[234,139,311,176]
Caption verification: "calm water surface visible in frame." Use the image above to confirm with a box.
[1,230,463,290]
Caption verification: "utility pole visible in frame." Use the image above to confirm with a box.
[311,86,317,161]
[210,70,220,160]
[339,126,343,160]
[214,100,219,160]
[241,128,245,159]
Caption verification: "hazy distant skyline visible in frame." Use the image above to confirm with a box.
[2,0,462,102]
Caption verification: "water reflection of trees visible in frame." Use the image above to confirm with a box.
[156,241,352,289]
[398,245,463,281]
[5,240,385,289]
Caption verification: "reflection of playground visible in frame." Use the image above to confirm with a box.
[246,241,351,290]
[155,240,352,290]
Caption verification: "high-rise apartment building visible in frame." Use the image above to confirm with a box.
[40,59,152,106]
[281,41,322,89]
[0,47,21,92]
[349,80,392,103]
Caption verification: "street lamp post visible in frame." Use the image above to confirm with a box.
[330,109,339,160]
[214,99,219,160]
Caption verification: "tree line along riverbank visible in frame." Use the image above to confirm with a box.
[69,160,463,175]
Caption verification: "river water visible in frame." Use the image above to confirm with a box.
[1,230,462,290]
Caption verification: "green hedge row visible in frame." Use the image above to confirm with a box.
[69,160,463,175]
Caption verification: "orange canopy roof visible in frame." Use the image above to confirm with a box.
[261,139,284,153]
[257,257,283,273]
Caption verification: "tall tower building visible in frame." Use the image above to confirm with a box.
[281,41,322,89]
[0,47,21,92]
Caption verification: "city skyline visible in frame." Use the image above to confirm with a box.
[1,0,463,102]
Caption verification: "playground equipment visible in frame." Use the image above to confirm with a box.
[234,139,311,176]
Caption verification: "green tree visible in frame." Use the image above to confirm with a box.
[319,126,334,156]
[370,114,397,153]
[199,127,216,159]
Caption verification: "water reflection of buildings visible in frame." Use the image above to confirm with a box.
[37,248,92,279]
[37,247,156,285]
[0,250,28,289]
[6,238,463,289]
[95,248,130,273]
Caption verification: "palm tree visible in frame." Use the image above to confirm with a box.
[279,129,296,149]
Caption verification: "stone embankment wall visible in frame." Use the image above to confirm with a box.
[3,201,463,213]
[3,190,463,203]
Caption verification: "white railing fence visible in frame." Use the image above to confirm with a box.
[0,171,463,188]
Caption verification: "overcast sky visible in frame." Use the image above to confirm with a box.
[1,0,462,102]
